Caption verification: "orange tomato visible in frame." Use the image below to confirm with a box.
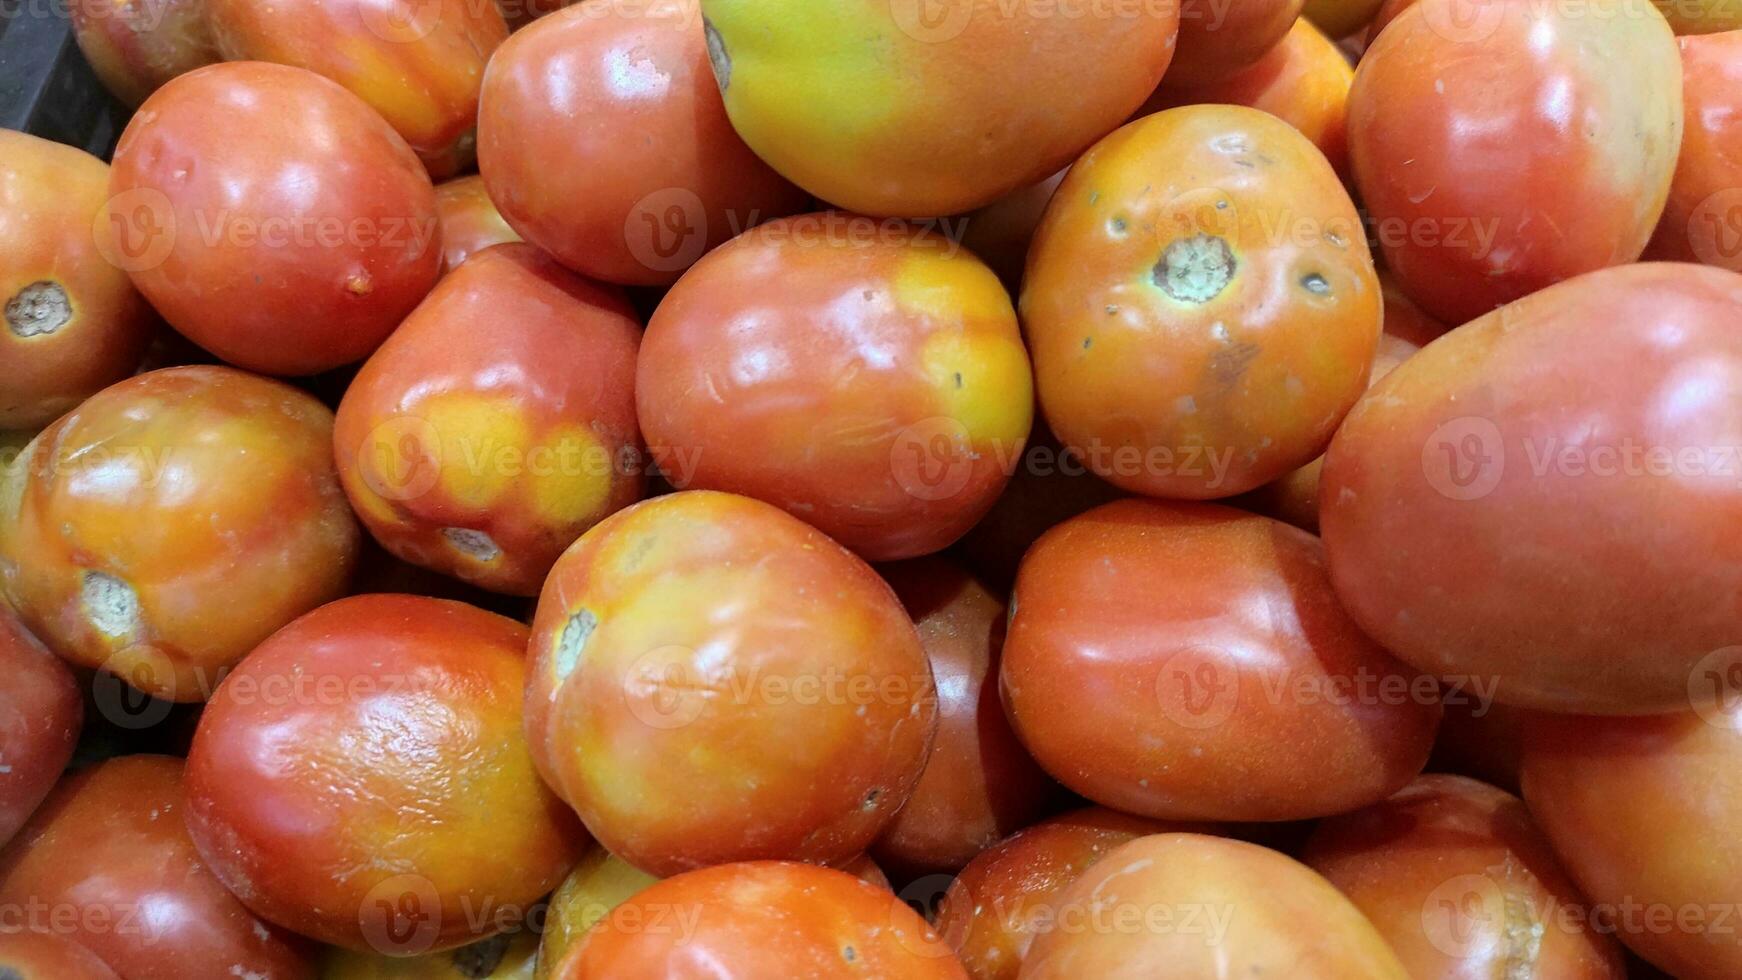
[1647,33,1742,270]
[434,176,522,275]
[535,850,659,980]
[0,931,121,980]
[1169,0,1306,87]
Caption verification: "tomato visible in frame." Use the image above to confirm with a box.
[1304,0,1385,37]
[1168,0,1304,87]
[1303,774,1625,979]
[536,850,660,980]
[0,131,153,430]
[434,177,522,276]
[1320,263,1742,714]
[698,0,1178,217]
[1375,267,1450,346]
[637,215,1033,561]
[184,595,585,955]
[477,0,808,286]
[1348,0,1681,325]
[957,171,1066,291]
[553,861,965,979]
[335,244,643,596]
[870,558,1059,880]
[68,0,220,107]
[1648,0,1742,33]
[1023,105,1379,500]
[204,0,507,178]
[0,931,120,979]
[1003,499,1439,821]
[1022,833,1409,978]
[0,755,315,979]
[1647,33,1742,271]
[0,366,358,702]
[524,491,936,876]
[321,930,539,979]
[0,608,80,847]
[1520,706,1742,979]
[1429,698,1524,793]
[107,62,442,377]
[1141,19,1356,178]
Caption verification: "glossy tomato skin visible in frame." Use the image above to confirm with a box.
[184,595,586,955]
[1321,263,1742,715]
[0,755,316,979]
[1303,775,1625,979]
[107,62,441,376]
[205,0,507,177]
[321,930,539,979]
[0,131,153,430]
[870,558,1060,880]
[0,366,359,703]
[535,850,659,980]
[525,491,936,877]
[68,0,220,107]
[1022,834,1409,979]
[1003,499,1440,821]
[1646,34,1742,270]
[0,608,80,847]
[1023,105,1379,500]
[1348,0,1681,324]
[554,862,966,979]
[434,176,522,275]
[335,244,644,596]
[638,215,1033,561]
[699,0,1178,217]
[0,931,120,980]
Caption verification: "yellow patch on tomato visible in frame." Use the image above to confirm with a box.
[527,425,613,528]
[417,393,530,511]
[917,328,1034,450]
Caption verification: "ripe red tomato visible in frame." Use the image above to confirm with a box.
[553,862,966,978]
[0,931,121,979]
[1304,774,1626,978]
[184,595,585,955]
[0,755,315,979]
[524,490,936,876]
[1321,263,1742,714]
[68,0,219,106]
[0,608,80,847]
[0,366,358,702]
[1023,105,1380,499]
[1003,499,1440,821]
[699,0,1179,216]
[1348,0,1682,324]
[638,215,1033,560]
[0,131,153,430]
[335,244,643,596]
[1647,33,1742,271]
[870,558,1060,880]
[1168,0,1305,87]
[1022,833,1410,978]
[478,0,808,286]
[107,62,442,376]
[434,177,522,276]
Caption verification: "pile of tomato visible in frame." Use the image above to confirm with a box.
[1,0,1739,975]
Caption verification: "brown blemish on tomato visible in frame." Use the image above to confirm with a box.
[81,570,141,640]
[5,281,71,338]
[705,18,731,91]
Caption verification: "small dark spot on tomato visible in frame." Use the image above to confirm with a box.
[953,372,963,389]
[1301,273,1331,295]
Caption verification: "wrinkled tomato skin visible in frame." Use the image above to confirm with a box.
[335,244,644,597]
[1646,34,1742,270]
[0,131,153,430]
[1003,499,1440,822]
[1303,775,1625,979]
[535,850,660,980]
[525,491,936,877]
[0,608,80,848]
[1520,707,1742,980]
[0,366,359,703]
[434,176,522,275]
[205,0,507,178]
[321,930,539,979]
[0,755,316,979]
[554,862,967,979]
[107,63,441,377]
[0,931,121,980]
[1320,263,1742,715]
[1024,834,1409,979]
[1168,0,1305,87]
[1023,106,1380,500]
[870,558,1060,880]
[184,595,586,955]
[478,0,807,286]
[1348,0,1681,324]
[699,0,1178,217]
[68,0,220,107]
[638,216,1033,561]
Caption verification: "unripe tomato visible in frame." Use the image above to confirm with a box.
[0,608,80,847]
[1304,775,1625,979]
[320,930,539,979]
[0,131,153,430]
[535,850,659,980]
[1002,499,1440,821]
[0,755,316,979]
[1023,105,1379,500]
[335,244,644,596]
[1348,0,1681,324]
[478,0,808,286]
[525,491,937,876]
[0,366,359,703]
[184,595,586,955]
[1168,0,1305,87]
[434,177,521,276]
[638,215,1033,560]
[698,0,1179,216]
[1321,263,1742,715]
[107,63,442,376]
[1647,33,1742,271]
[0,931,120,980]
[68,0,220,107]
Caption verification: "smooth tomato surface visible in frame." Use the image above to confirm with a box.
[69,0,219,106]
[1169,0,1305,86]
[0,931,121,980]
[1646,33,1742,270]
[0,607,80,847]
[434,176,522,275]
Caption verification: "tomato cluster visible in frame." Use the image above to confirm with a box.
[1,0,1737,975]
